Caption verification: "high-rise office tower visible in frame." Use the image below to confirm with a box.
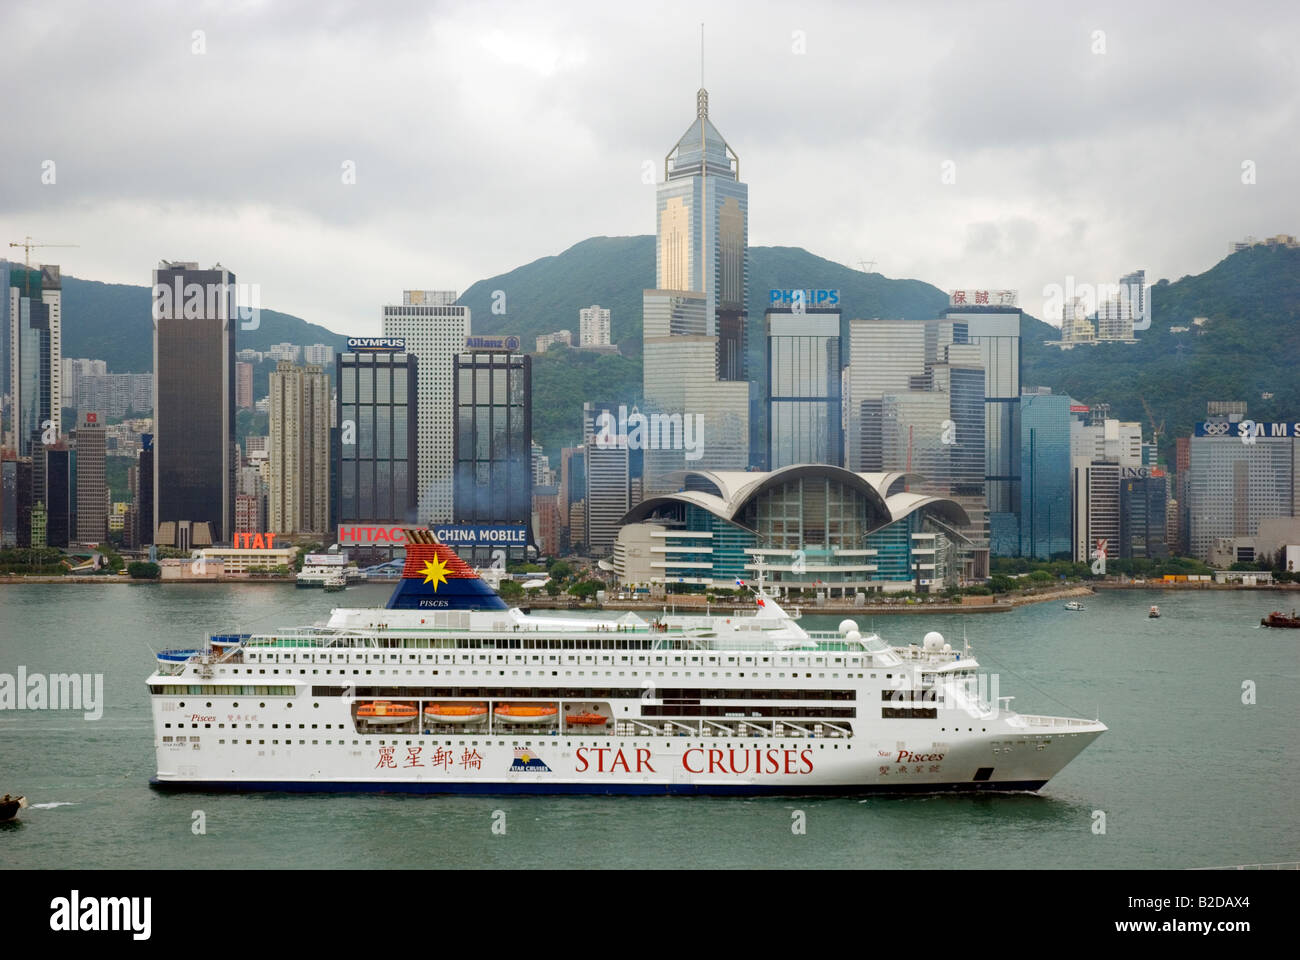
[382,290,469,524]
[335,347,418,555]
[0,457,16,548]
[584,401,632,556]
[937,294,1023,555]
[654,88,748,380]
[236,361,254,409]
[73,410,107,543]
[642,89,751,483]
[135,434,154,547]
[579,305,611,347]
[5,262,62,456]
[43,446,72,548]
[1019,392,1074,559]
[152,261,236,545]
[641,292,749,490]
[844,318,928,471]
[766,305,842,468]
[452,346,532,564]
[268,361,330,536]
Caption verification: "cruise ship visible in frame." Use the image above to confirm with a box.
[149,531,1106,794]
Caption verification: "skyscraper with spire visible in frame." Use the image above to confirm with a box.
[654,87,748,379]
[642,88,750,489]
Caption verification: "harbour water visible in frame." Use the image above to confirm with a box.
[1,583,1296,869]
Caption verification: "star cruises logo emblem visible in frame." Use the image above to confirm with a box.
[420,556,449,591]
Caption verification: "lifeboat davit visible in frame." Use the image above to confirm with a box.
[356,701,418,724]
[423,703,488,723]
[494,703,558,724]
[566,711,608,727]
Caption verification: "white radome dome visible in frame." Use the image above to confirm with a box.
[839,619,859,635]
[923,631,945,651]
[845,630,862,644]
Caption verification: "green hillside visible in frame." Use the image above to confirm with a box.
[1020,245,1300,461]
[60,275,349,374]
[43,240,1300,468]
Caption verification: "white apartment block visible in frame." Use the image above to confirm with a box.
[382,290,469,524]
[580,304,611,347]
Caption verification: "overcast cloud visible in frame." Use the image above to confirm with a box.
[3,0,1297,334]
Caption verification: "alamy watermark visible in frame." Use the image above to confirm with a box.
[1042,275,1151,331]
[0,667,104,720]
[152,278,261,330]
[593,404,704,461]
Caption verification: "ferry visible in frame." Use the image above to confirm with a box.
[297,551,367,588]
[148,530,1107,795]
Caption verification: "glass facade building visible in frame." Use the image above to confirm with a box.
[336,351,418,556]
[844,319,928,471]
[152,262,236,543]
[1187,428,1298,561]
[1020,393,1073,559]
[453,350,532,563]
[766,310,841,469]
[938,308,1022,549]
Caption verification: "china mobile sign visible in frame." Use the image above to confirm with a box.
[336,525,529,546]
[152,277,261,330]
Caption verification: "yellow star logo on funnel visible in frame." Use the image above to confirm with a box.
[420,556,449,591]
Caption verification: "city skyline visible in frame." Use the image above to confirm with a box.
[4,2,1299,336]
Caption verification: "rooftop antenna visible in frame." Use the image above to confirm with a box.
[701,22,704,88]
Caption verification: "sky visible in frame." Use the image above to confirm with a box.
[3,0,1298,335]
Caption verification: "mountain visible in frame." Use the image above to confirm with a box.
[59,275,349,373]
[1020,244,1300,458]
[460,236,951,454]
[40,239,1300,467]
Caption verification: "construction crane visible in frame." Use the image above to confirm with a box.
[8,235,78,268]
[1139,395,1164,445]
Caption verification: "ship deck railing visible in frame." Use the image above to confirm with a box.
[1006,714,1101,730]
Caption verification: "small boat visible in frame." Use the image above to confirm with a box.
[1148,605,1161,619]
[423,703,488,723]
[355,701,418,724]
[1261,610,1300,628]
[1063,600,1084,612]
[0,794,27,822]
[566,711,608,727]
[323,576,347,592]
[494,703,559,725]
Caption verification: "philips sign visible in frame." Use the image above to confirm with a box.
[347,337,406,351]
[769,289,839,309]
[464,336,521,352]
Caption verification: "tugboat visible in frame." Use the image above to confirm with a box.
[0,794,27,822]
[1261,609,1300,628]
[1148,605,1161,619]
[1063,600,1084,612]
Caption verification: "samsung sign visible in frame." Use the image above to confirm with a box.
[432,524,529,545]
[348,337,406,351]
[464,335,521,352]
[1196,421,1300,439]
[768,289,839,308]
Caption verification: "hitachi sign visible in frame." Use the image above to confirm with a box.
[337,525,412,545]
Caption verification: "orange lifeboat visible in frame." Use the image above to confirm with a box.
[494,703,559,725]
[356,701,418,724]
[424,703,488,724]
[566,711,608,727]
